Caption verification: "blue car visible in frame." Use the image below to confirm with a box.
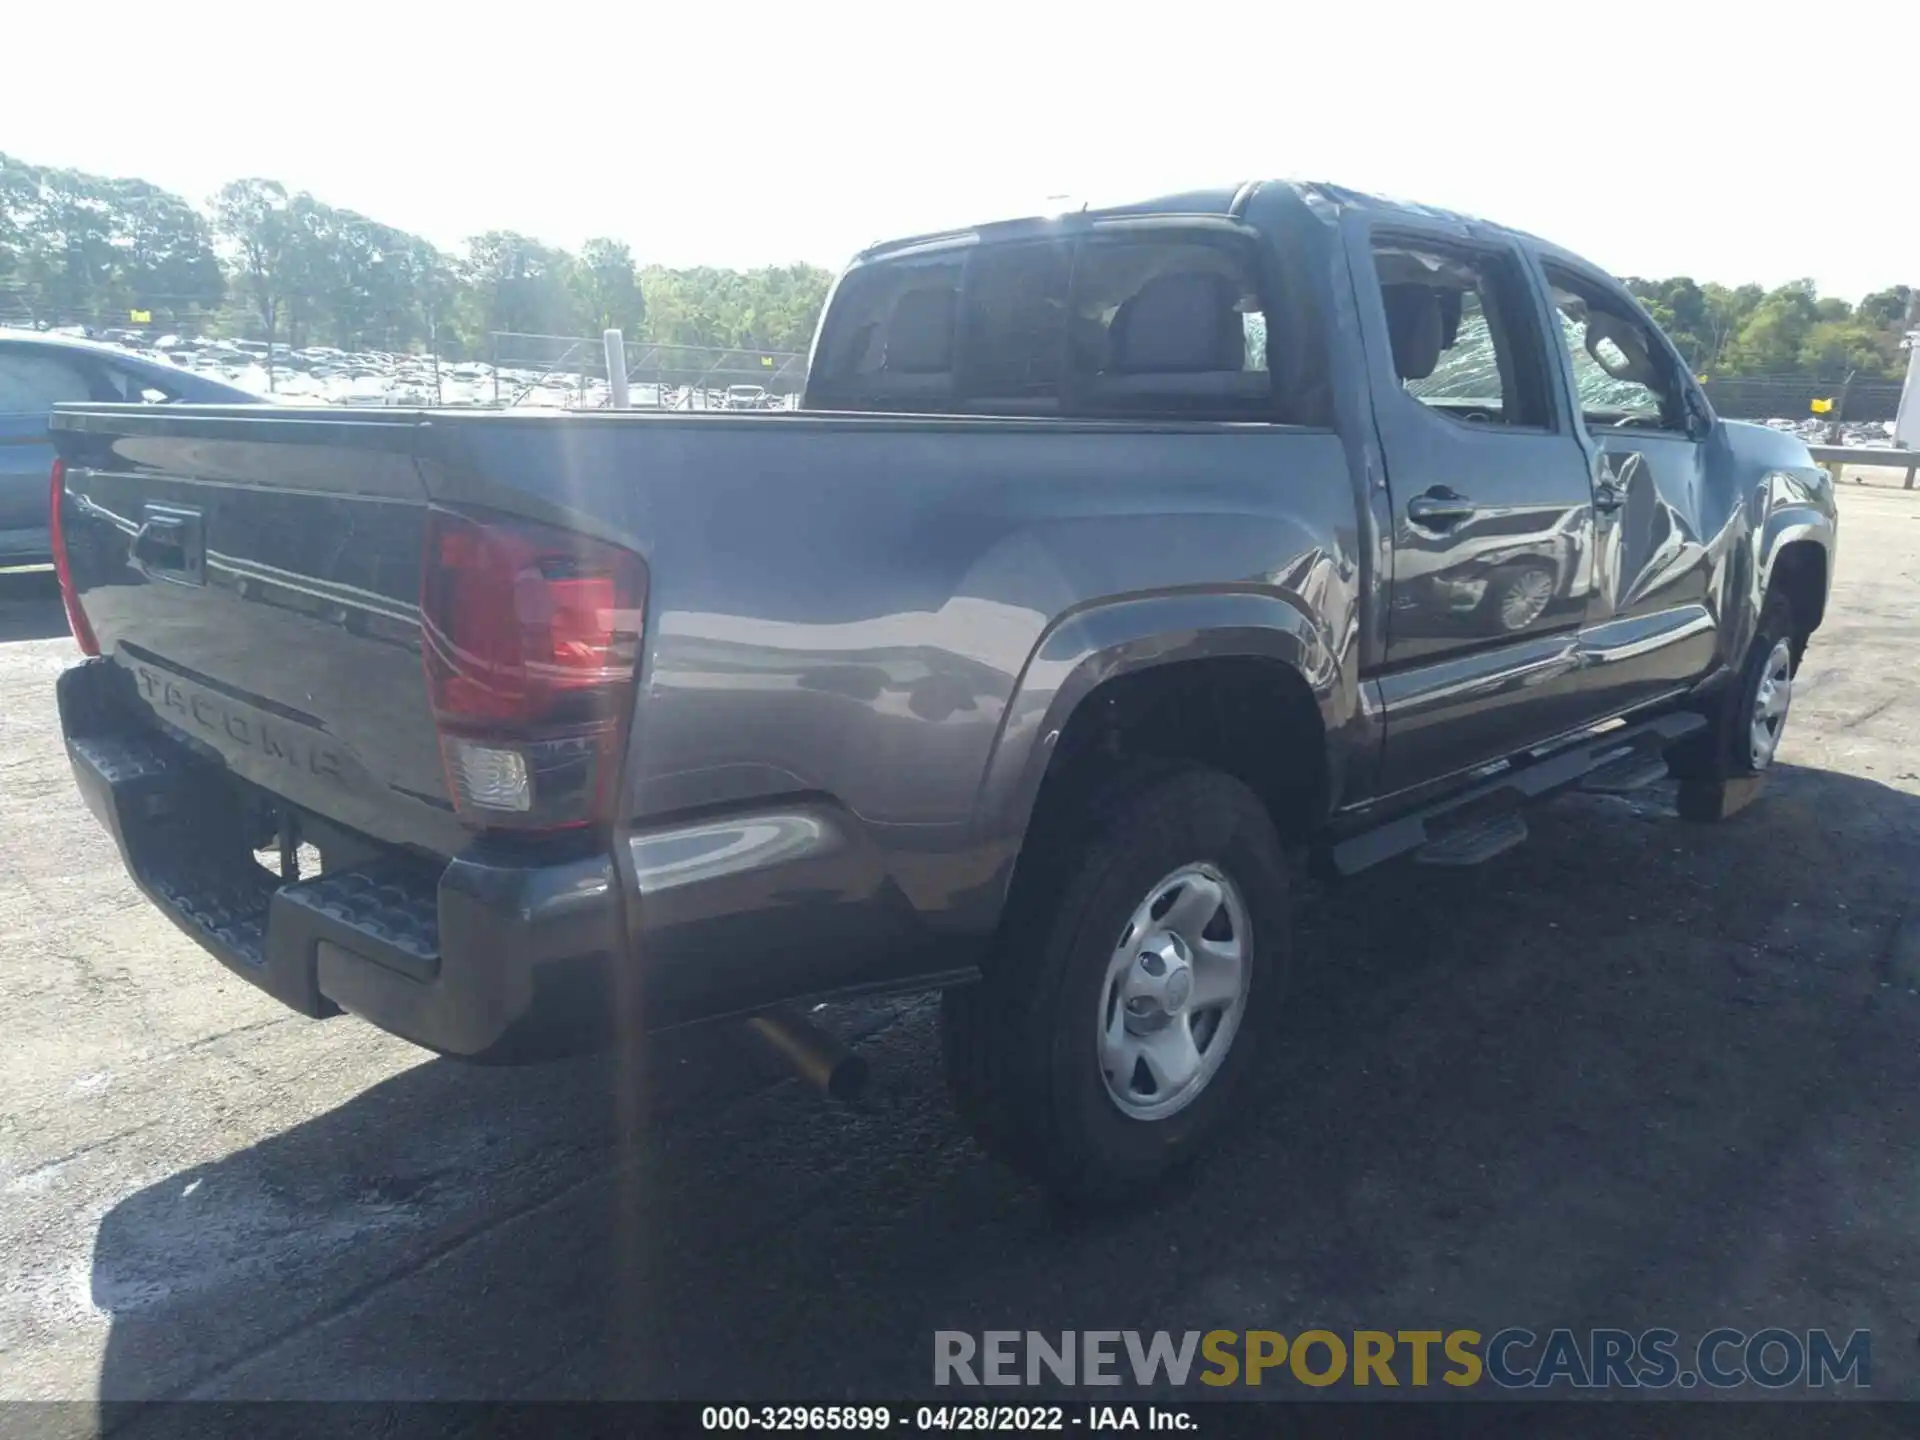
[1,331,259,567]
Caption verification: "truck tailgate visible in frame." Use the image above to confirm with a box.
[51,406,463,857]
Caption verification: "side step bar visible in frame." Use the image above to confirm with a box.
[1331,711,1706,877]
[1416,812,1528,867]
[1580,749,1673,795]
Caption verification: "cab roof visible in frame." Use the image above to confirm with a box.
[854,179,1551,262]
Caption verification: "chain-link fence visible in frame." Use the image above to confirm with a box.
[1700,374,1903,424]
[487,332,807,409]
[0,284,222,341]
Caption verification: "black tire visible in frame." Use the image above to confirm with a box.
[1668,590,1799,783]
[940,764,1290,1205]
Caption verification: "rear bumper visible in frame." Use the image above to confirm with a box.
[59,658,966,1061]
[61,682,618,1062]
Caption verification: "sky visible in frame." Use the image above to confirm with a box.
[3,0,1908,300]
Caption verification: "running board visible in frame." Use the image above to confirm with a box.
[1415,812,1528,867]
[1329,711,1705,877]
[1581,749,1672,794]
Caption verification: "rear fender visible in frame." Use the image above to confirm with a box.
[971,589,1352,860]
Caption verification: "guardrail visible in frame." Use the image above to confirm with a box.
[1807,445,1920,489]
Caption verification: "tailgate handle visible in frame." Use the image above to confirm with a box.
[131,506,205,585]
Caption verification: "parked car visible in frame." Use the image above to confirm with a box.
[45,181,1835,1201]
[0,331,256,567]
[725,384,769,410]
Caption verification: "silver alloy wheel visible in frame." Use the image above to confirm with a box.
[1749,637,1794,769]
[1497,567,1556,632]
[1097,863,1252,1122]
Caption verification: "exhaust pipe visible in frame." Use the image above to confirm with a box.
[746,1008,869,1102]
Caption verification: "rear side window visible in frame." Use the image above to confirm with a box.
[0,352,92,414]
[810,228,1291,422]
[811,255,962,411]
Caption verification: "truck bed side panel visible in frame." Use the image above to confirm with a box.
[418,413,1363,944]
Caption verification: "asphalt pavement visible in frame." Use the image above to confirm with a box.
[2,484,1918,1415]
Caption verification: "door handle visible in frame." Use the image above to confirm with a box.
[1407,490,1476,528]
[1593,480,1625,513]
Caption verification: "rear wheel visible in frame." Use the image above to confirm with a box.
[941,764,1289,1204]
[1669,590,1801,783]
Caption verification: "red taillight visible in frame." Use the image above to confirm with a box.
[419,508,646,831]
[48,459,100,656]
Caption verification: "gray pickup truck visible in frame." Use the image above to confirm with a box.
[48,180,1835,1201]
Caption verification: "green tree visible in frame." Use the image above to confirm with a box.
[1856,286,1914,331]
[20,164,122,318]
[211,178,294,353]
[14,146,1903,385]
[1691,282,1765,376]
[0,155,220,326]
[1798,318,1896,376]
[1626,275,1714,368]
[461,230,580,339]
[0,154,32,292]
[1722,280,1821,374]
[574,237,646,336]
[116,180,224,320]
[639,262,831,352]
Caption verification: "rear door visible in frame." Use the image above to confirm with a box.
[1534,256,1718,716]
[0,346,94,561]
[1350,222,1603,793]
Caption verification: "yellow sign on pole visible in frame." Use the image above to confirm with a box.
[1810,397,1834,415]
[129,309,152,324]
[761,355,774,368]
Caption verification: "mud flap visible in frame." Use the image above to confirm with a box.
[1676,774,1767,823]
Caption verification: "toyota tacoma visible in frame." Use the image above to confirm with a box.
[46,180,1836,1201]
